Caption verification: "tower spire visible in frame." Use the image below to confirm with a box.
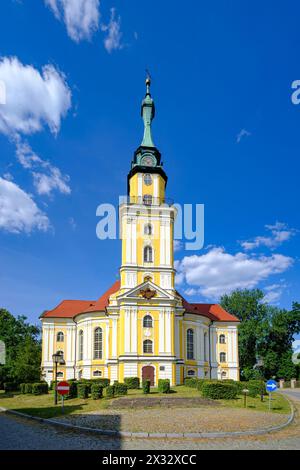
[141,75,155,148]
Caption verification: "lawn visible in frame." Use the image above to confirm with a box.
[0,386,290,420]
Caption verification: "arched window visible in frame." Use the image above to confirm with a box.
[204,332,208,361]
[187,369,195,376]
[220,352,226,363]
[57,371,63,378]
[144,223,153,235]
[78,330,83,361]
[143,194,152,206]
[221,371,227,379]
[144,174,152,186]
[93,370,102,377]
[143,339,153,354]
[143,315,153,328]
[94,327,103,360]
[56,331,64,342]
[144,245,153,263]
[187,329,194,360]
[219,334,226,344]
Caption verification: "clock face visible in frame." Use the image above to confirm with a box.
[141,155,156,167]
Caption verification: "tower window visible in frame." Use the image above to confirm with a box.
[94,327,103,360]
[143,339,153,354]
[143,315,153,328]
[143,194,152,206]
[144,246,153,263]
[144,223,153,235]
[56,332,64,342]
[79,330,83,361]
[187,329,194,360]
[220,352,226,363]
[144,174,152,186]
[219,334,226,344]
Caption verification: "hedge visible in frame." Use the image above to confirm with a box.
[115,382,128,396]
[77,383,89,399]
[67,380,78,399]
[142,379,151,394]
[32,382,48,395]
[196,379,210,392]
[247,380,266,398]
[201,381,238,400]
[184,377,199,388]
[92,378,110,388]
[24,383,33,394]
[124,377,140,389]
[20,383,26,394]
[158,379,170,394]
[105,385,115,398]
[91,383,103,400]
[4,382,18,393]
[50,380,57,391]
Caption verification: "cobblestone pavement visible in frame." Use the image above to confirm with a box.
[0,391,299,450]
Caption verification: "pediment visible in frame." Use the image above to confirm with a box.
[117,280,174,301]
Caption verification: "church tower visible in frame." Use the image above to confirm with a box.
[119,77,176,293]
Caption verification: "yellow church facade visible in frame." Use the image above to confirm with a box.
[41,79,239,386]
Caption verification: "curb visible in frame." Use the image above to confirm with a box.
[0,397,295,440]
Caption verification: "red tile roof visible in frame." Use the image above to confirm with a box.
[41,280,239,322]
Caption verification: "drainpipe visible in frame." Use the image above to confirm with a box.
[208,321,212,379]
[72,317,77,380]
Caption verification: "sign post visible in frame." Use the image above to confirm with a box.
[266,380,277,411]
[57,381,70,414]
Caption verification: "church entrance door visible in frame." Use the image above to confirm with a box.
[142,366,155,386]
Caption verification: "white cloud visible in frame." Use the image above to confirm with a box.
[263,283,286,304]
[15,140,71,196]
[236,128,251,143]
[176,247,293,299]
[45,0,100,42]
[0,56,71,137]
[0,177,50,233]
[241,222,297,251]
[101,8,123,53]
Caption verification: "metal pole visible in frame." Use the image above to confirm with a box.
[62,395,64,414]
[269,392,271,411]
[54,362,58,405]
[244,392,247,408]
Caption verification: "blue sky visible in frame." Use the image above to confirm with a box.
[0,1,299,338]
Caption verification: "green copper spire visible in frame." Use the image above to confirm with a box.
[141,76,155,148]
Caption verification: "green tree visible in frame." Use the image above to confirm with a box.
[220,291,300,380]
[0,309,41,387]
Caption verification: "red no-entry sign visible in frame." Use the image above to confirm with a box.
[57,381,70,396]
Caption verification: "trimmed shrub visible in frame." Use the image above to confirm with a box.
[221,379,245,395]
[32,382,48,395]
[201,381,238,400]
[24,383,33,394]
[91,383,103,400]
[67,380,78,399]
[158,379,170,394]
[4,382,18,393]
[142,379,150,394]
[50,380,57,391]
[92,378,110,388]
[77,379,92,394]
[115,382,128,396]
[247,380,266,398]
[124,377,140,389]
[184,377,199,388]
[20,383,26,394]
[105,385,115,398]
[196,379,210,392]
[77,383,89,399]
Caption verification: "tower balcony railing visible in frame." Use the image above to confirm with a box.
[120,195,174,207]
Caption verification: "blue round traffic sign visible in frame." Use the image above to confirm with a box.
[266,379,277,393]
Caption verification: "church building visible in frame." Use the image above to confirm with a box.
[41,79,239,386]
